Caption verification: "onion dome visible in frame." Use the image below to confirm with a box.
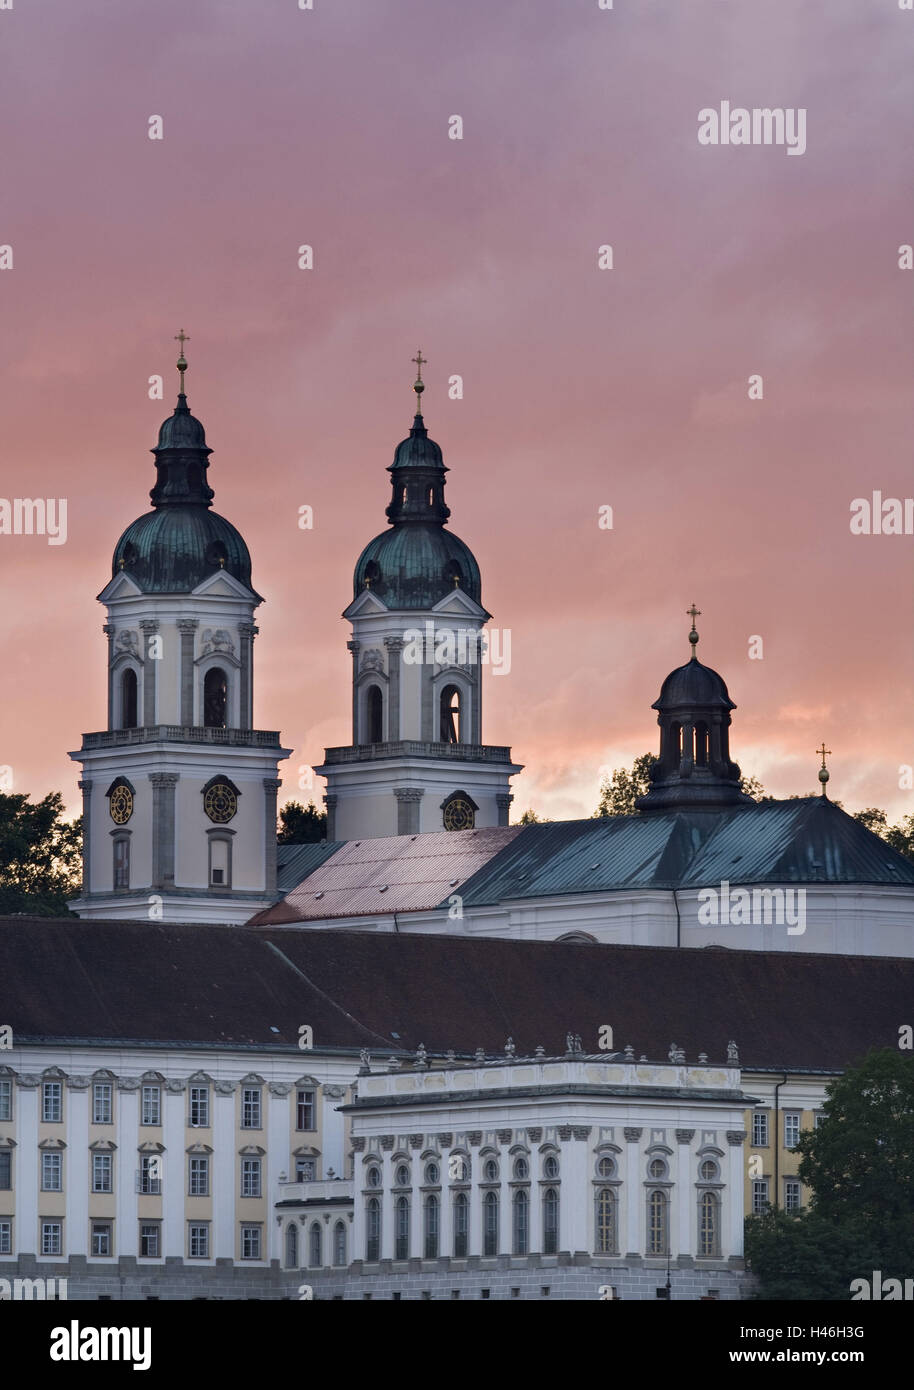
[110,335,255,594]
[352,352,482,608]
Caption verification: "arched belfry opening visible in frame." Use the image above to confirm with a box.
[121,668,138,729]
[204,667,228,728]
[440,684,461,743]
[366,685,383,744]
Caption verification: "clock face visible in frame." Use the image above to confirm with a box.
[108,784,134,825]
[204,783,238,823]
[443,797,475,832]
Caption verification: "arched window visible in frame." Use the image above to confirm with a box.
[513,1156,529,1181]
[365,1198,380,1262]
[333,1220,347,1267]
[596,1155,616,1180]
[595,1189,616,1255]
[121,668,137,729]
[395,1163,410,1187]
[670,723,682,763]
[203,667,228,728]
[309,1222,322,1268]
[483,1190,499,1256]
[543,1154,559,1180]
[366,1165,381,1188]
[440,684,461,743]
[483,1158,499,1183]
[512,1189,529,1255]
[366,685,383,744]
[395,1195,410,1260]
[695,721,710,767]
[285,1222,298,1269]
[543,1188,559,1254]
[648,1190,668,1256]
[424,1194,439,1258]
[424,1161,439,1185]
[453,1192,468,1257]
[699,1191,719,1257]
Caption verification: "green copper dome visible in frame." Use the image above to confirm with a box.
[354,523,481,608]
[110,388,256,595]
[112,506,253,593]
[352,411,482,608]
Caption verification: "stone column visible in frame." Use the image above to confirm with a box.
[495,793,513,828]
[568,1126,591,1254]
[347,641,361,742]
[471,664,482,744]
[497,1134,511,1255]
[116,1079,140,1258]
[394,786,424,835]
[65,1076,90,1259]
[624,1127,642,1255]
[15,1076,40,1258]
[384,637,403,743]
[440,1138,455,1257]
[103,625,116,729]
[409,1135,423,1259]
[213,1081,237,1261]
[177,620,198,727]
[680,723,694,774]
[726,1130,747,1258]
[676,1129,695,1259]
[263,778,281,895]
[379,1140,394,1261]
[78,779,92,896]
[162,1080,187,1260]
[239,623,257,730]
[324,794,338,842]
[149,773,179,889]
[139,620,159,727]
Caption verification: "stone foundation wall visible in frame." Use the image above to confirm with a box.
[2,1252,752,1301]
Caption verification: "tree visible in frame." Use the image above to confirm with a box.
[278,800,327,844]
[745,1049,914,1299]
[594,753,656,817]
[744,1207,880,1301]
[516,808,550,824]
[853,808,914,862]
[594,753,768,816]
[0,791,82,916]
[795,1049,914,1242]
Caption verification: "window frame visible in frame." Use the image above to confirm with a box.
[42,1081,63,1124]
[91,1152,113,1194]
[41,1151,63,1192]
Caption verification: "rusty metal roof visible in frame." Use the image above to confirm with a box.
[252,826,523,924]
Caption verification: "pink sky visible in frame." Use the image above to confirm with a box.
[1,0,912,824]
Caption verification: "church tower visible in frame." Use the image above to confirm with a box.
[315,355,521,839]
[69,337,291,922]
[636,606,753,814]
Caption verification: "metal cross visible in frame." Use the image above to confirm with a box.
[687,603,701,630]
[816,743,831,768]
[411,349,426,380]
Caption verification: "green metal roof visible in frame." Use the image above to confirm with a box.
[353,522,481,608]
[445,798,914,908]
[112,506,255,594]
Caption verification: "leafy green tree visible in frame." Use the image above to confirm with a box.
[745,1050,914,1298]
[516,808,551,824]
[594,754,768,816]
[853,808,914,862]
[744,1207,881,1301]
[278,800,327,844]
[0,791,82,916]
[594,753,656,817]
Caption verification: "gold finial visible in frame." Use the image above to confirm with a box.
[411,348,426,413]
[817,742,831,797]
[175,328,190,394]
[687,603,701,655]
